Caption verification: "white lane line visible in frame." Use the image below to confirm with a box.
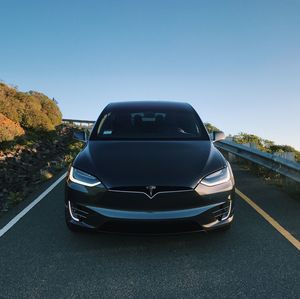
[0,172,67,238]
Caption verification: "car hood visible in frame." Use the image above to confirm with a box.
[73,140,226,189]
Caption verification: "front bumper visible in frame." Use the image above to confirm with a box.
[65,181,235,233]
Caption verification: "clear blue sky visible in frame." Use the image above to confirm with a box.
[0,0,299,149]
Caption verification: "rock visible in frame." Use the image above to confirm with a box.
[40,169,53,180]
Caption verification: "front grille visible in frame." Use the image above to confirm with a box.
[109,186,193,199]
[111,186,191,193]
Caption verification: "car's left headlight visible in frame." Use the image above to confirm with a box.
[69,167,101,187]
[200,167,230,187]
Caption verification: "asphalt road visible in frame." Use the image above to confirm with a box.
[0,164,299,299]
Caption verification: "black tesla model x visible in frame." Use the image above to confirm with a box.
[65,101,235,233]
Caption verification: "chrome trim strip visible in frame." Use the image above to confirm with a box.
[202,215,234,229]
[86,202,224,220]
[202,219,219,228]
[68,201,80,222]
[108,189,193,199]
[222,200,232,221]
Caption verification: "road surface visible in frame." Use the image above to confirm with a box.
[0,164,299,298]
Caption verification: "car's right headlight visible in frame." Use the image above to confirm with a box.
[200,167,230,187]
[69,167,101,187]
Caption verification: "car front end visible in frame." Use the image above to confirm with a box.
[65,162,235,234]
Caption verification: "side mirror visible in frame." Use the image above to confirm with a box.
[212,131,225,142]
[73,131,87,142]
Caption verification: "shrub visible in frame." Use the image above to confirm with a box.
[0,112,25,142]
[205,123,221,133]
[40,97,62,127]
[0,84,23,123]
[0,83,62,132]
[21,108,54,131]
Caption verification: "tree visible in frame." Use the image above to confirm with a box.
[232,132,300,163]
[233,133,264,150]
[0,82,62,132]
[204,123,220,133]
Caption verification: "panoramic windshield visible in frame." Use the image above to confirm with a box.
[91,107,209,140]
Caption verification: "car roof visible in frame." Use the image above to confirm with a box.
[105,101,193,110]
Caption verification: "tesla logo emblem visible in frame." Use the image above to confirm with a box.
[146,186,157,197]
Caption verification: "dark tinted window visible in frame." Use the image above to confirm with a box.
[91,107,209,140]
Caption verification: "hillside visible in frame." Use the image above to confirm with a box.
[0,112,25,141]
[0,82,82,215]
[0,82,62,141]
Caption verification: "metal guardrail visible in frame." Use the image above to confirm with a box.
[62,119,300,183]
[216,140,300,183]
[62,119,95,126]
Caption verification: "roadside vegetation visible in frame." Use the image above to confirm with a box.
[204,122,221,133]
[204,123,299,198]
[0,82,62,141]
[204,122,300,163]
[232,132,300,163]
[0,82,83,215]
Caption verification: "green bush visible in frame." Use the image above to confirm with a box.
[0,82,62,132]
[21,108,54,131]
[233,132,300,163]
[0,84,23,123]
[204,123,220,133]
[40,97,62,127]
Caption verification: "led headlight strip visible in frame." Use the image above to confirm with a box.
[201,167,230,187]
[69,167,101,187]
